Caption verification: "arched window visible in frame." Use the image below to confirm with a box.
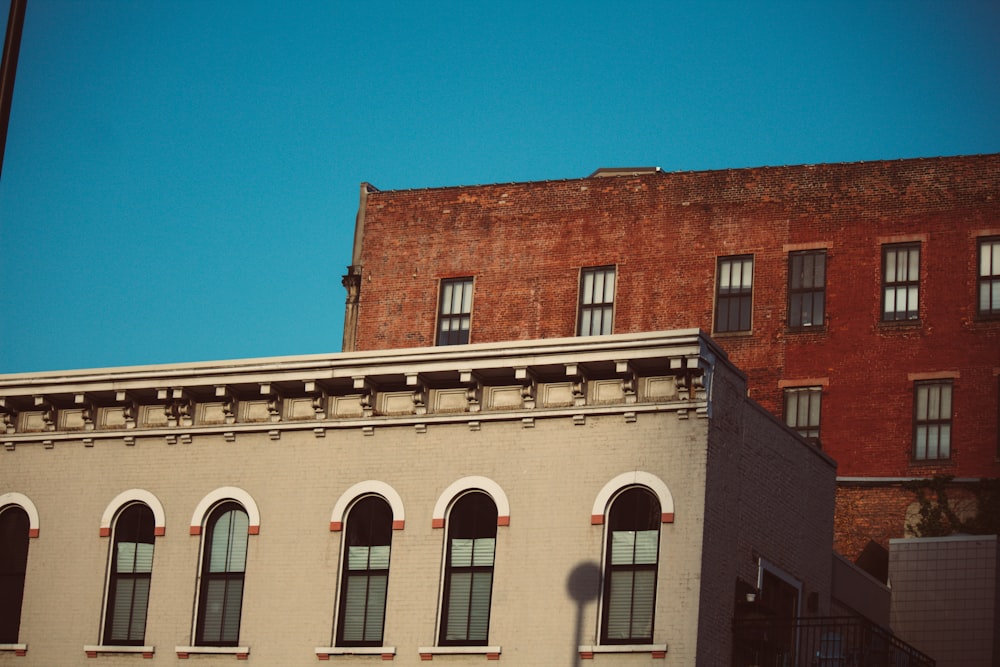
[601,487,661,644]
[439,492,497,646]
[0,506,30,643]
[103,503,156,645]
[336,496,393,647]
[196,502,249,647]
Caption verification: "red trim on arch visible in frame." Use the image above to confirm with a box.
[100,527,111,537]
[591,515,604,525]
[330,521,343,532]
[28,528,39,538]
[497,516,509,527]
[248,525,259,535]
[189,526,201,536]
[662,512,674,523]
[432,518,445,529]
[392,519,405,530]
[154,526,165,537]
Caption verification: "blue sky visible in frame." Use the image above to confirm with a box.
[1,1,998,373]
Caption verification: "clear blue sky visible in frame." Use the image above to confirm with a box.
[1,1,998,373]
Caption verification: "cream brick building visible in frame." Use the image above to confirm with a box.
[1,331,837,666]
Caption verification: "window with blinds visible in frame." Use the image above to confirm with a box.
[578,266,616,336]
[0,506,30,644]
[196,503,249,647]
[103,503,155,645]
[601,487,660,645]
[787,250,826,329]
[882,243,921,321]
[439,492,497,646]
[437,278,474,346]
[913,380,953,461]
[337,496,392,647]
[715,255,754,333]
[784,386,822,445]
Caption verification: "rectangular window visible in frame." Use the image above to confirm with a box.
[978,237,1000,317]
[913,380,952,461]
[715,255,754,333]
[783,387,822,444]
[578,266,616,336]
[437,278,473,346]
[882,243,920,321]
[788,250,826,328]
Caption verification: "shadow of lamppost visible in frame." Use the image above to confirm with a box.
[566,562,602,667]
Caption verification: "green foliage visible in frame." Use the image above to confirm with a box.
[904,476,1000,537]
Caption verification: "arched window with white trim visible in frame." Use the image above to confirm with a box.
[601,486,661,645]
[336,495,393,647]
[439,491,497,646]
[0,504,30,643]
[196,502,249,647]
[103,503,156,645]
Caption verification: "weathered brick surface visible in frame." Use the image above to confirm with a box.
[350,155,1000,551]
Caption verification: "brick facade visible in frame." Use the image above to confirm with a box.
[345,154,1000,558]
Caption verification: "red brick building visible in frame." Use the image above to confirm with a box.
[342,154,1000,561]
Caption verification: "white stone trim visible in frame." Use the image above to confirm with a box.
[432,476,510,525]
[190,487,260,533]
[100,489,166,535]
[591,471,675,521]
[315,646,395,657]
[418,645,501,656]
[0,492,39,536]
[330,480,405,529]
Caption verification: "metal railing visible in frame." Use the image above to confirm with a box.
[732,615,935,667]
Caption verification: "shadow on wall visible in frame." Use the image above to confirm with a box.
[567,561,602,667]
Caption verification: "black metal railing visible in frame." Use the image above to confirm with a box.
[732,615,935,667]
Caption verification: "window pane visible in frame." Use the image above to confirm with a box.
[451,539,473,567]
[606,570,634,639]
[468,572,493,642]
[581,271,594,305]
[110,578,135,641]
[341,575,368,641]
[221,580,244,643]
[472,538,495,567]
[611,531,636,565]
[634,531,658,565]
[603,270,615,302]
[630,570,656,638]
[364,575,388,642]
[445,572,471,641]
[441,282,454,315]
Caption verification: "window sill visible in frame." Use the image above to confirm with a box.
[176,646,249,659]
[710,329,753,338]
[878,319,922,329]
[85,645,154,658]
[315,646,396,660]
[0,644,27,656]
[417,646,501,660]
[578,644,667,659]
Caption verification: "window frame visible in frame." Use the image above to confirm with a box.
[438,491,497,647]
[600,486,661,646]
[577,265,616,336]
[977,236,1000,318]
[102,503,156,646]
[912,379,953,461]
[881,242,921,322]
[336,495,393,648]
[0,505,30,644]
[783,386,822,445]
[714,255,754,333]
[195,502,250,647]
[787,250,826,329]
[436,278,474,346]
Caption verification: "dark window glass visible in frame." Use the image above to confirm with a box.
[784,387,822,444]
[715,255,754,333]
[913,380,952,460]
[882,243,920,321]
[788,250,826,328]
[0,507,30,643]
[978,237,1000,317]
[601,487,660,645]
[437,278,474,346]
[196,503,249,647]
[104,504,155,645]
[578,266,616,336]
[337,496,392,647]
[439,492,497,646]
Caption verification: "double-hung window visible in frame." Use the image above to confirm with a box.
[103,504,156,645]
[715,255,754,333]
[978,237,1000,317]
[783,387,822,444]
[0,506,30,644]
[437,278,473,346]
[601,487,660,645]
[439,492,497,646]
[196,503,249,646]
[882,243,920,321]
[788,250,826,328]
[578,266,616,336]
[913,380,953,461]
[337,496,392,647]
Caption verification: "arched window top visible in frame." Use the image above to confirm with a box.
[0,492,39,538]
[432,477,510,528]
[330,481,405,531]
[190,487,260,536]
[100,489,166,537]
[591,472,674,525]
